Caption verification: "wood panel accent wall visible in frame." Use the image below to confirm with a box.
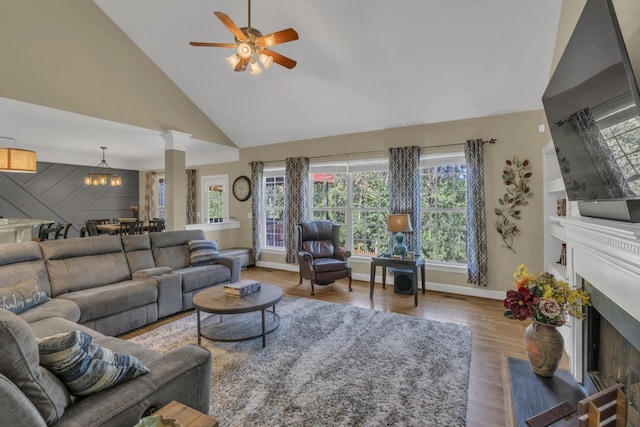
[0,162,139,239]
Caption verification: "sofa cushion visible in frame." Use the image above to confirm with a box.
[18,298,81,324]
[122,234,157,273]
[0,308,70,424]
[55,280,158,323]
[0,277,48,314]
[0,241,53,300]
[38,330,149,397]
[188,239,221,266]
[150,229,206,270]
[40,237,132,296]
[177,265,231,294]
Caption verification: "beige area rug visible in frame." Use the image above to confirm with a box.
[129,296,472,427]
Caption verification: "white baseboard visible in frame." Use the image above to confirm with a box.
[255,261,504,300]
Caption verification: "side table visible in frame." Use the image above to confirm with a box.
[152,400,218,427]
[369,256,425,306]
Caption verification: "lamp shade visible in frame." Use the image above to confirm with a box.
[0,148,37,173]
[387,214,412,233]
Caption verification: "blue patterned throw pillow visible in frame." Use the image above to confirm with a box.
[0,277,48,314]
[38,330,149,396]
[188,239,222,266]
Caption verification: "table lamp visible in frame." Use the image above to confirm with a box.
[387,214,412,257]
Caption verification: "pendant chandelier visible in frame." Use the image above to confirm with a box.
[84,147,122,186]
[0,136,37,173]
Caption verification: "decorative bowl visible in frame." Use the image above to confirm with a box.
[134,415,182,427]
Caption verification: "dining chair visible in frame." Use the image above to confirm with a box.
[60,223,73,239]
[119,220,143,236]
[50,223,66,239]
[147,219,166,233]
[84,221,100,237]
[37,223,54,241]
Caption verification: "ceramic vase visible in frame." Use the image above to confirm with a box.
[523,321,564,377]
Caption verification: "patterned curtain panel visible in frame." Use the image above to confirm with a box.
[186,169,197,225]
[568,108,631,198]
[250,161,264,264]
[144,171,156,223]
[388,146,421,256]
[284,157,309,263]
[465,139,488,287]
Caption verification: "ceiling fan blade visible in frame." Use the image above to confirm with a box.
[257,28,299,47]
[213,11,248,42]
[189,42,237,48]
[234,57,249,72]
[261,49,297,69]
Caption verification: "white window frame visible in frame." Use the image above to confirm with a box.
[155,173,166,219]
[201,174,229,224]
[263,168,286,250]
[309,159,389,254]
[419,152,467,268]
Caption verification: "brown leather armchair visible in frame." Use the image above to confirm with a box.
[296,220,352,295]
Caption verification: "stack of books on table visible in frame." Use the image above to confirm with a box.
[224,280,261,297]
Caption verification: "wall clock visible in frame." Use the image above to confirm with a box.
[232,175,252,202]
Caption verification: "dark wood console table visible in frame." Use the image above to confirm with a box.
[369,256,425,306]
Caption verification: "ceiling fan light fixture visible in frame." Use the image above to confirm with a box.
[237,42,253,59]
[226,53,241,69]
[259,53,273,69]
[249,59,262,75]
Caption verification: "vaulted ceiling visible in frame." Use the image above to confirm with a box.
[0,1,562,169]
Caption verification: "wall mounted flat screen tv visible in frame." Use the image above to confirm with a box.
[542,0,640,222]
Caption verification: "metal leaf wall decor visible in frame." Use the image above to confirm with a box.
[495,156,533,253]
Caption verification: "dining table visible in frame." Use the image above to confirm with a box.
[96,221,149,234]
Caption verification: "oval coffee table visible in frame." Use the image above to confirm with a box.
[193,283,283,348]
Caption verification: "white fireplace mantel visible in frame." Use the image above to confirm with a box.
[555,215,640,379]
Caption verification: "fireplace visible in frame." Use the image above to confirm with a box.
[559,216,640,426]
[582,280,640,425]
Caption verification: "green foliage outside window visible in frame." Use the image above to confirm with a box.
[207,185,223,219]
[420,164,467,263]
[265,176,285,247]
[266,158,468,264]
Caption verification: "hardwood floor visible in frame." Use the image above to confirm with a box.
[125,267,570,426]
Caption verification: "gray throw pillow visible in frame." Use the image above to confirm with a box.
[38,330,149,397]
[188,239,222,266]
[0,277,48,314]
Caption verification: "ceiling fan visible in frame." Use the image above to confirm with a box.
[189,0,299,74]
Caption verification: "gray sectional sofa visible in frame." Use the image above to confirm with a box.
[0,229,241,426]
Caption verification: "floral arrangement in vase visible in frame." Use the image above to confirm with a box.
[504,264,590,326]
[504,264,590,376]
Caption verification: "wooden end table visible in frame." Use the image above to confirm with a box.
[193,283,283,348]
[369,256,425,306]
[152,400,218,427]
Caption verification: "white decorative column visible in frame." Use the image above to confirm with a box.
[161,130,190,231]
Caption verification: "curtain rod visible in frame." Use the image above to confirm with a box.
[257,141,469,165]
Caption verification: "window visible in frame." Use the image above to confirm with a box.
[310,161,388,255]
[264,171,285,248]
[420,154,467,264]
[156,174,166,219]
[259,153,468,266]
[201,175,228,223]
